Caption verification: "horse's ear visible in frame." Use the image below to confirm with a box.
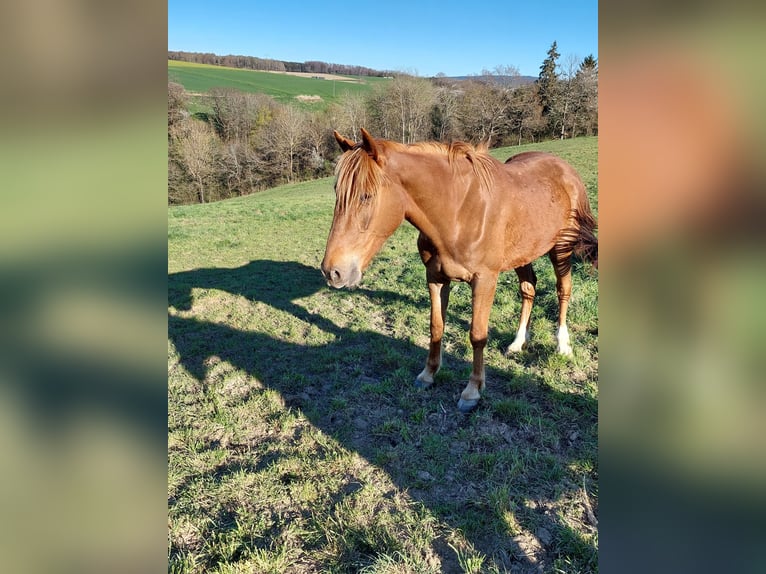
[333,130,355,152]
[360,128,379,162]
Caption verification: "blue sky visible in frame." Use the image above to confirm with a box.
[168,1,597,78]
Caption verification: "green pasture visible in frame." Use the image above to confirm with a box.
[168,60,385,108]
[168,136,598,572]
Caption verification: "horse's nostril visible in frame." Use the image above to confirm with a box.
[331,268,341,282]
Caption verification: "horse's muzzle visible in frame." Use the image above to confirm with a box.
[321,261,361,289]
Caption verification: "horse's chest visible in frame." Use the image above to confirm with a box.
[421,250,473,282]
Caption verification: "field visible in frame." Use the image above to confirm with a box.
[168,136,598,573]
[168,61,386,108]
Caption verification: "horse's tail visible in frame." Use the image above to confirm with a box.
[571,196,598,269]
[554,198,598,272]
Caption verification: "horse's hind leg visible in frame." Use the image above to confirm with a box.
[549,249,574,356]
[507,263,536,354]
[416,278,451,388]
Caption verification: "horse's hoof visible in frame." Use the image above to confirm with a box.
[557,345,573,357]
[414,378,432,389]
[457,397,479,413]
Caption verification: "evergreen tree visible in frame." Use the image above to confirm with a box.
[573,54,598,136]
[580,54,598,73]
[537,41,560,135]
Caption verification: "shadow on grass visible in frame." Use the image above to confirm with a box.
[168,259,597,573]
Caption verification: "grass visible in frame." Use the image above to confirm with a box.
[168,60,386,110]
[168,136,598,572]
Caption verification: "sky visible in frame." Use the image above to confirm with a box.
[168,1,597,78]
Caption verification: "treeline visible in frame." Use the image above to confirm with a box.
[168,42,597,204]
[168,50,391,77]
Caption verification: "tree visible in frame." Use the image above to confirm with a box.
[264,105,309,183]
[573,55,598,136]
[209,89,276,145]
[304,110,334,176]
[581,54,597,71]
[206,90,279,196]
[172,118,218,204]
[367,76,436,143]
[552,54,580,139]
[481,64,521,87]
[455,80,510,146]
[328,92,369,140]
[537,41,560,136]
[216,140,266,198]
[508,84,545,144]
[168,82,188,127]
[431,84,461,141]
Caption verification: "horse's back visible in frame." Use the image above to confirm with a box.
[503,150,587,203]
[505,151,578,180]
[504,151,554,165]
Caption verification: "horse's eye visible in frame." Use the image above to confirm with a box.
[360,193,371,204]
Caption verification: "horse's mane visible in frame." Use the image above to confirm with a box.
[391,140,496,194]
[334,138,496,214]
[334,146,388,215]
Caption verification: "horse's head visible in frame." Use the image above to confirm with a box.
[321,129,405,288]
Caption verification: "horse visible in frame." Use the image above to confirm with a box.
[321,128,597,412]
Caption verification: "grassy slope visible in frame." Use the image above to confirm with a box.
[168,61,384,107]
[168,136,598,573]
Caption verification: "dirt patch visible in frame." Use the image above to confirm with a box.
[274,70,363,83]
[295,94,323,103]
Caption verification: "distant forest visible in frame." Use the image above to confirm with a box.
[168,50,393,78]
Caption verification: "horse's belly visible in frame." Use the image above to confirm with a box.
[501,200,567,269]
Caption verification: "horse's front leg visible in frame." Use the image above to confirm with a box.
[416,278,451,388]
[458,274,498,413]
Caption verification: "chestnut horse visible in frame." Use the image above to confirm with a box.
[321,129,597,412]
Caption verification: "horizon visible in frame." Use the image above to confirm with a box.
[167,51,546,79]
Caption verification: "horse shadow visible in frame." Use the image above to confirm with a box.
[168,259,597,572]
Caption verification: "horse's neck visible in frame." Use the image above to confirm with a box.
[392,153,479,253]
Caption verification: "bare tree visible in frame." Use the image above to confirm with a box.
[304,110,334,175]
[217,140,265,197]
[368,76,436,143]
[209,89,277,145]
[553,54,580,139]
[508,84,545,145]
[432,85,461,141]
[168,81,188,127]
[456,80,510,145]
[366,86,394,140]
[480,64,522,86]
[264,105,309,183]
[172,118,218,203]
[328,92,369,139]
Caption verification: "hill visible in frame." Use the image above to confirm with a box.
[168,136,598,572]
[168,60,386,108]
